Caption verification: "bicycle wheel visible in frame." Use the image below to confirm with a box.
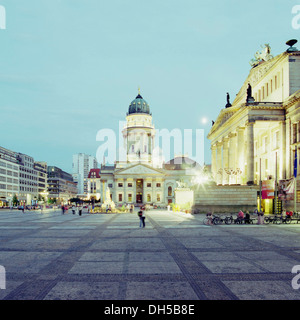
[225,216,233,225]
[264,217,270,225]
[213,217,220,225]
[203,218,211,226]
[275,217,282,224]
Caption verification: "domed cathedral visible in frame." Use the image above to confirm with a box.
[88,89,202,207]
[123,89,156,164]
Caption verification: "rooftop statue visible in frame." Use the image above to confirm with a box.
[250,44,273,68]
[246,83,255,104]
[225,92,232,108]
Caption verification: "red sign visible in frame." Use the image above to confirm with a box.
[262,180,274,199]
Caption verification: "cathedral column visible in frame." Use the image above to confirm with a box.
[222,137,229,185]
[285,118,291,178]
[216,142,223,185]
[280,120,286,180]
[236,127,245,184]
[246,120,255,185]
[211,144,217,182]
[133,179,136,204]
[228,133,237,184]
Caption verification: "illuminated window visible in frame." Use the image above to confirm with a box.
[128,194,132,202]
[168,186,172,196]
[147,194,151,202]
[157,194,161,202]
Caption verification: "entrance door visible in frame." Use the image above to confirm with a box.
[136,193,143,203]
[136,179,143,203]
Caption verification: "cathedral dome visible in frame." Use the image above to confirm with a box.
[128,93,151,115]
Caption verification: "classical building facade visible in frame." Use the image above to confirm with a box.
[208,41,300,211]
[87,92,202,207]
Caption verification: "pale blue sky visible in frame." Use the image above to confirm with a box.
[0,0,299,172]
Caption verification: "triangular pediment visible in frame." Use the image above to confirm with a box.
[115,163,165,176]
[208,106,240,137]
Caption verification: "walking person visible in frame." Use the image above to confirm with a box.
[79,205,82,216]
[138,209,146,228]
[61,205,65,215]
[141,210,146,228]
[72,205,76,215]
[138,210,143,227]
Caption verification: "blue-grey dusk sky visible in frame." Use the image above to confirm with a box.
[1,0,299,172]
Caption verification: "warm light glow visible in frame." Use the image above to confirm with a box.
[191,168,212,188]
[201,117,208,125]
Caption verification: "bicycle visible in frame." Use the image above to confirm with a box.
[224,214,235,225]
[203,214,219,226]
[213,215,227,225]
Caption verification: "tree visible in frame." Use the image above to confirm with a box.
[12,194,19,206]
[48,198,57,204]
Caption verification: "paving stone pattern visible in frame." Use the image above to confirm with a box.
[0,209,300,300]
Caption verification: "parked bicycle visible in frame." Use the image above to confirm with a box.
[203,213,219,226]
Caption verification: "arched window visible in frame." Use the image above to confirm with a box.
[168,186,172,197]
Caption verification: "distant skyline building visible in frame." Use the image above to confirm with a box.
[72,153,98,195]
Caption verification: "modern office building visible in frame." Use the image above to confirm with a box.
[0,146,20,207]
[47,166,78,204]
[72,153,98,195]
[17,153,39,205]
[34,161,48,201]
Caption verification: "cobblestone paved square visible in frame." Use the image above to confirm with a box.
[0,209,300,300]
